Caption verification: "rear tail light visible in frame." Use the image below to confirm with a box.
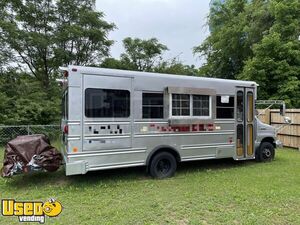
[63,125,68,134]
[63,71,69,78]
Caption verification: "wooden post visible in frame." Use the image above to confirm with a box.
[265,109,270,125]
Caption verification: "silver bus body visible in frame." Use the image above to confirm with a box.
[60,66,279,176]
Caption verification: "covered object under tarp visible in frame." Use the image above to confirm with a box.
[1,135,62,177]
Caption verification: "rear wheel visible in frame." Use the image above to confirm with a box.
[256,142,275,162]
[149,152,177,179]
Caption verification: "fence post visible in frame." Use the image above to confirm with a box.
[27,125,30,135]
[266,109,271,125]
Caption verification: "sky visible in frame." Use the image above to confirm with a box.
[96,0,211,66]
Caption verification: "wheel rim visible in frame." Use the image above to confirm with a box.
[156,159,171,175]
[262,148,272,159]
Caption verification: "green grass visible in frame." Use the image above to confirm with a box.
[0,147,300,225]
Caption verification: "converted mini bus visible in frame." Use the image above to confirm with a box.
[60,66,281,178]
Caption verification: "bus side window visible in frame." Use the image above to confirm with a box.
[216,96,234,119]
[142,93,164,119]
[85,88,130,118]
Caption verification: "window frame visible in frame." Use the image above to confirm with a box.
[169,93,212,119]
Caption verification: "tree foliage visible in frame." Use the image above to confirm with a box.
[0,70,61,125]
[154,58,199,76]
[0,0,114,89]
[240,0,300,107]
[195,0,250,79]
[0,0,114,125]
[101,37,199,75]
[196,0,300,107]
[120,37,168,72]
[55,0,115,66]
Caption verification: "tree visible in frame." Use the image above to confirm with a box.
[120,37,168,72]
[0,1,13,72]
[55,0,115,66]
[155,58,199,76]
[240,0,300,107]
[0,69,61,125]
[100,57,130,70]
[0,0,115,125]
[100,38,198,76]
[0,0,114,89]
[196,0,300,107]
[195,0,274,79]
[101,55,200,76]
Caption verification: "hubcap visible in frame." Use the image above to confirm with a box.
[263,148,271,158]
[156,159,171,175]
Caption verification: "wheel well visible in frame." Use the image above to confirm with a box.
[260,137,276,148]
[146,146,181,166]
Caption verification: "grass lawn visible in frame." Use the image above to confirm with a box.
[0,147,300,225]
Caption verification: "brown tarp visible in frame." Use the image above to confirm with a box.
[1,135,62,177]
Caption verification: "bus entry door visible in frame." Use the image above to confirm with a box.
[235,87,255,159]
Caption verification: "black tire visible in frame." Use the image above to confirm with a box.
[149,152,177,179]
[256,142,275,162]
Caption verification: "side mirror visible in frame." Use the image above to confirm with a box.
[280,105,285,116]
[284,116,292,124]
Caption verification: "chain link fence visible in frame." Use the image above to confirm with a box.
[0,125,60,145]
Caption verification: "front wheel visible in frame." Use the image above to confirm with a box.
[256,142,275,162]
[149,152,177,179]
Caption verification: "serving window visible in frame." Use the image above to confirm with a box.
[170,93,212,118]
[172,94,190,116]
[193,95,210,116]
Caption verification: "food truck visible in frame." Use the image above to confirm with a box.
[60,66,283,178]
